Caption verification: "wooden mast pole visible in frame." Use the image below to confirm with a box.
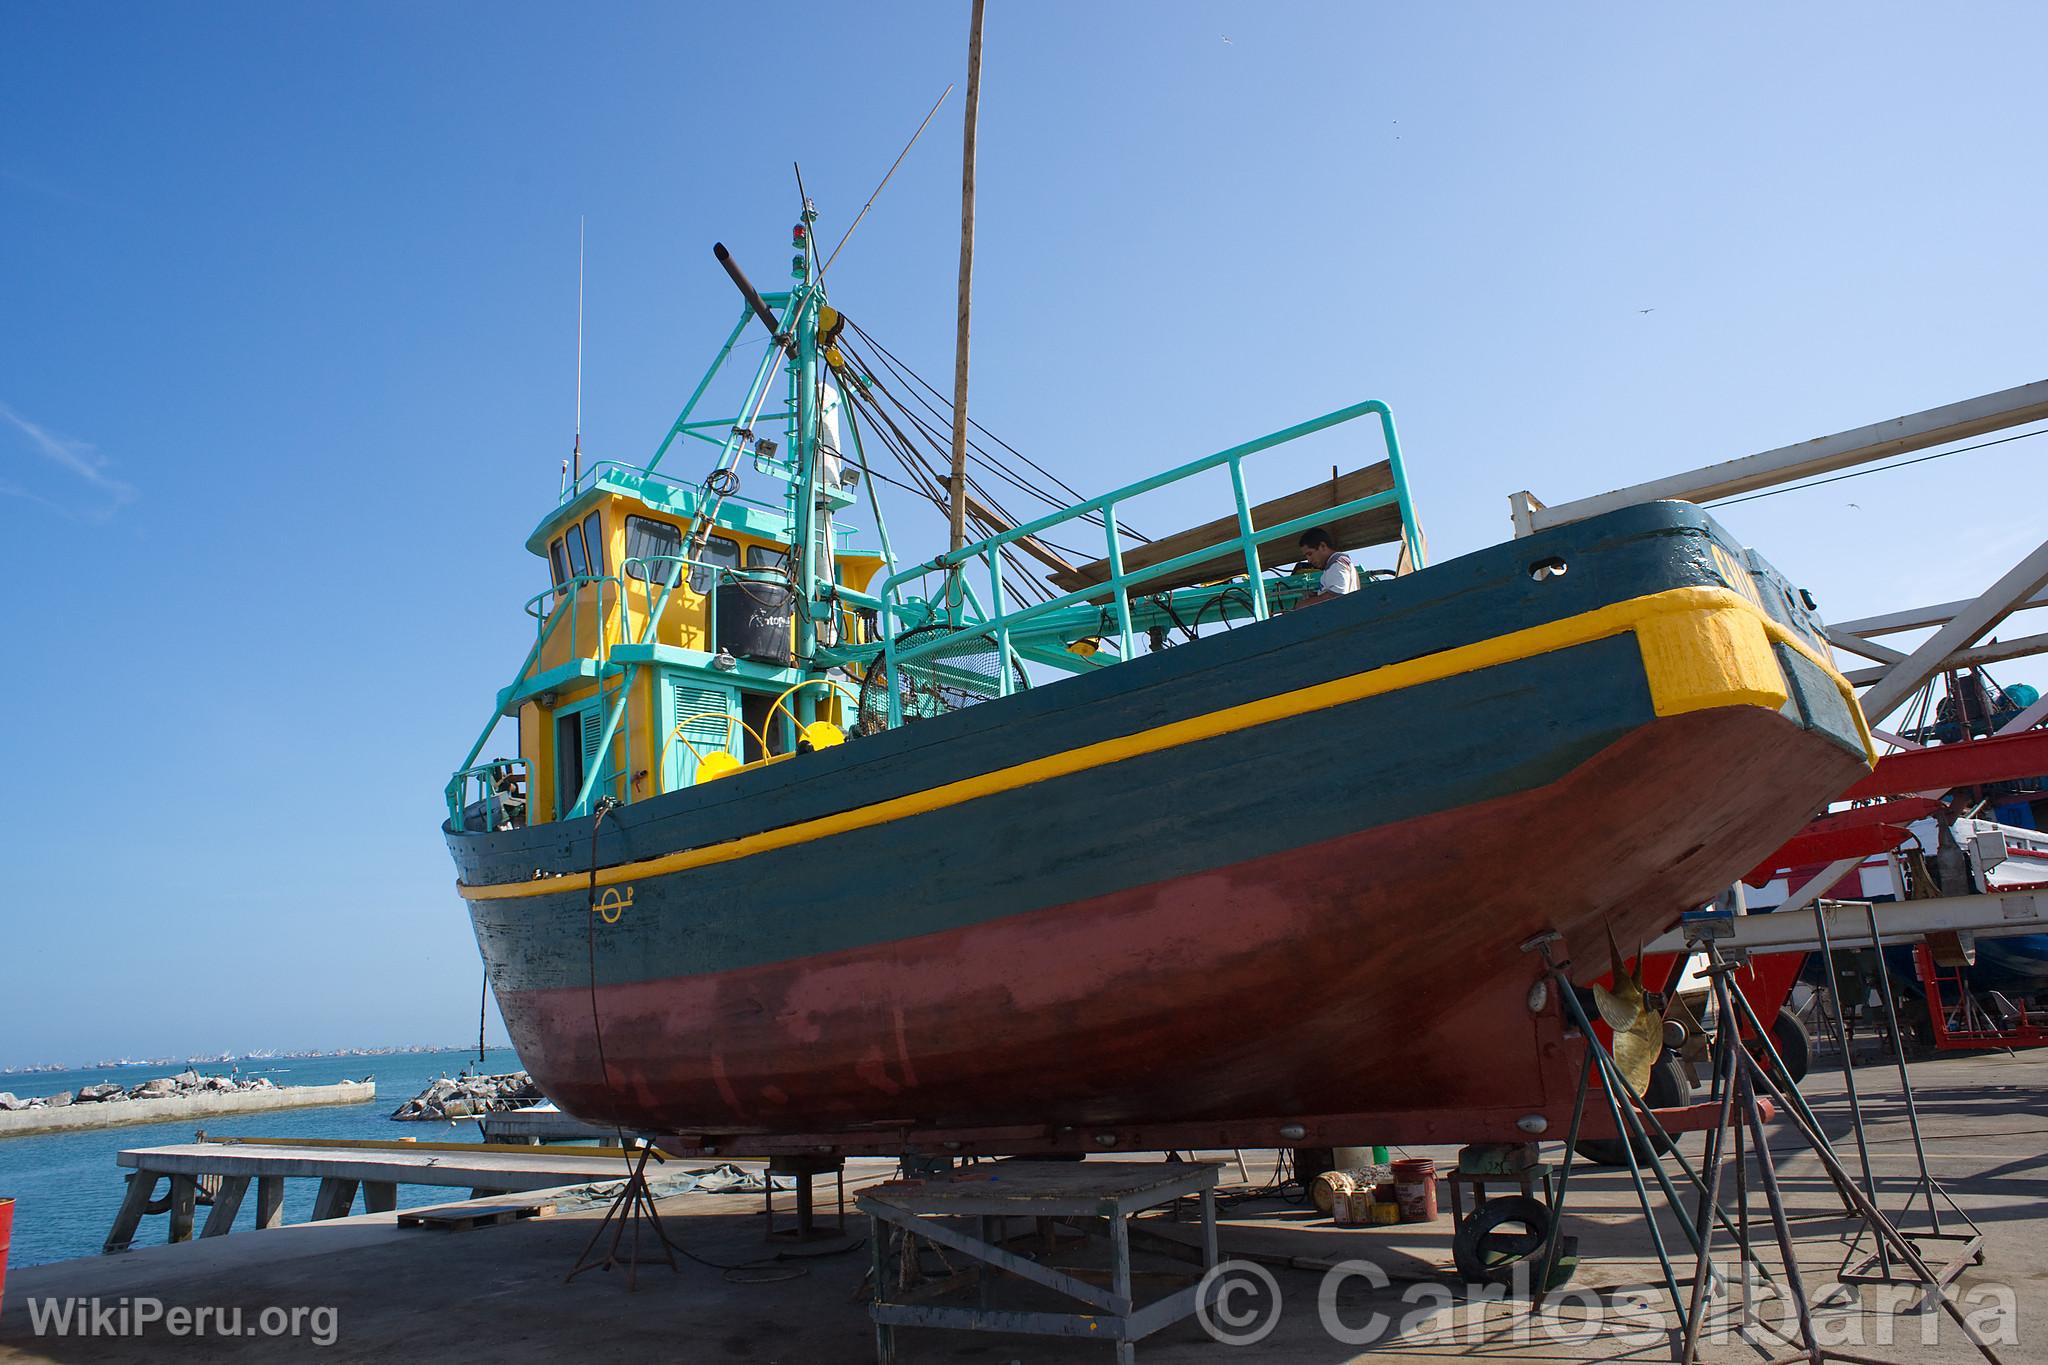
[946,0,986,553]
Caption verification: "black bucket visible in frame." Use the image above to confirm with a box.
[716,580,794,665]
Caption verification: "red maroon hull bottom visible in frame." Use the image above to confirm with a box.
[496,707,1866,1150]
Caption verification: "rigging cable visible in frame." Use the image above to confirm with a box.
[846,320,1150,540]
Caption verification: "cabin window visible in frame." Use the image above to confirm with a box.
[548,537,570,588]
[689,536,741,593]
[747,545,789,574]
[624,515,684,585]
[581,512,605,577]
[564,522,589,580]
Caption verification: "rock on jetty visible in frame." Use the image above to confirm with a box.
[390,1071,542,1121]
[0,1069,281,1112]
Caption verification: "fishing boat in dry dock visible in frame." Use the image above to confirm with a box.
[442,215,1876,1158]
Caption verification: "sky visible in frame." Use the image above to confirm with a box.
[2,2,2045,1067]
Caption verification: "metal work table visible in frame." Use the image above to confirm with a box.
[859,1160,1220,1365]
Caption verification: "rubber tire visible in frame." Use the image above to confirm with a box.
[1574,1054,1689,1168]
[1769,1007,1813,1084]
[1452,1194,1576,1291]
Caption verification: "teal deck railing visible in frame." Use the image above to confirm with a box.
[449,399,1423,820]
[448,758,531,832]
[872,399,1422,728]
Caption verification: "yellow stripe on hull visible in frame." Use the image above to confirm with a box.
[456,585,1872,903]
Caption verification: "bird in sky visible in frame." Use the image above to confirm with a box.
[1637,308,1655,314]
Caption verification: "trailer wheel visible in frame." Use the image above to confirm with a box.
[1768,1007,1812,1083]
[1574,1055,1689,1167]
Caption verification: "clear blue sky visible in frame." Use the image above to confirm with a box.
[3,3,2044,1067]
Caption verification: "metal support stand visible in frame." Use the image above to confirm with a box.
[1686,949,1894,1365]
[1524,932,1774,1320]
[1835,902,1985,1297]
[1525,926,2005,1365]
[1697,939,2007,1365]
[566,1142,678,1292]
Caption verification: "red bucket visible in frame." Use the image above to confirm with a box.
[1391,1159,1438,1223]
[0,1196,13,1318]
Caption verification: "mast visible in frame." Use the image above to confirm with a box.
[946,0,986,553]
[792,203,822,689]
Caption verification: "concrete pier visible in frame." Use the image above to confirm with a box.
[0,1081,374,1140]
[101,1139,642,1252]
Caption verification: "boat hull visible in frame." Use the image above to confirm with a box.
[448,503,1872,1150]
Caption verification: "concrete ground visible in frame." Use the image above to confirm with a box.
[1,1048,2041,1364]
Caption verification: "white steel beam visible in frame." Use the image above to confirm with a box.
[1856,539,2048,722]
[1826,630,1907,665]
[1830,584,2048,640]
[1843,629,2048,688]
[1647,891,2047,955]
[1509,380,2048,536]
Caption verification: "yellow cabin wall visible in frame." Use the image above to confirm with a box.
[518,669,662,819]
[521,496,885,816]
[535,495,883,661]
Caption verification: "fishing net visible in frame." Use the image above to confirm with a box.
[855,624,1027,735]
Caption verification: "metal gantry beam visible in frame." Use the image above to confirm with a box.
[1855,538,2048,722]
[1509,379,2048,537]
[1647,891,2047,955]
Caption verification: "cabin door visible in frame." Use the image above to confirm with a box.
[554,703,606,819]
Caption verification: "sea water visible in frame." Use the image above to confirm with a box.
[0,1048,531,1268]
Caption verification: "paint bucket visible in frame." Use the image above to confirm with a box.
[1369,1201,1402,1225]
[1392,1159,1438,1223]
[0,1196,13,1317]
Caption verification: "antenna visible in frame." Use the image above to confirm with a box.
[822,83,955,278]
[572,215,586,485]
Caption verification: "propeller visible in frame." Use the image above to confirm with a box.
[1590,926,1666,1096]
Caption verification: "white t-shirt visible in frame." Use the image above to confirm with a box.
[1321,551,1358,596]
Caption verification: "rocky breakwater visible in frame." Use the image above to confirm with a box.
[390,1072,542,1121]
[0,1070,281,1113]
[0,1070,375,1138]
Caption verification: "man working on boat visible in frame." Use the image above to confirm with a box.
[1294,526,1358,606]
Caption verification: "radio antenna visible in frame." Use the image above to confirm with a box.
[572,215,586,485]
[822,82,955,278]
